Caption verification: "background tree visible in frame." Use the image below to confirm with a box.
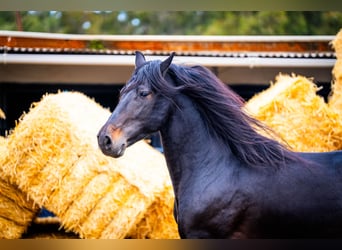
[1,11,342,35]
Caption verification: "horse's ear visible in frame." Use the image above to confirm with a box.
[160,52,175,76]
[135,51,146,69]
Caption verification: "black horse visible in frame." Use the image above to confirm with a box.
[98,51,342,238]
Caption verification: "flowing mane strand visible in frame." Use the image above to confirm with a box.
[129,60,302,168]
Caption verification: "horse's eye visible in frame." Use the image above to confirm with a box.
[139,90,151,98]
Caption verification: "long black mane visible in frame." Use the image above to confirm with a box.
[125,60,303,168]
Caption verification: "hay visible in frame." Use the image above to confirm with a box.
[115,141,179,239]
[127,184,179,239]
[329,29,342,113]
[0,180,37,225]
[245,74,342,152]
[0,137,39,239]
[0,108,5,119]
[49,149,151,239]
[332,29,342,59]
[2,91,178,239]
[0,179,39,239]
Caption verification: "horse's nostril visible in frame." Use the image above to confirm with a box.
[104,135,112,150]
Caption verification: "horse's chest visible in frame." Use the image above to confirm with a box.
[176,179,251,238]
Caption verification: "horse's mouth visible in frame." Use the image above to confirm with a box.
[100,142,126,158]
[114,143,126,158]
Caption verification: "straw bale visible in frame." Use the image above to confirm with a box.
[2,92,178,238]
[0,180,36,224]
[245,74,342,152]
[0,217,27,239]
[0,179,39,239]
[79,176,148,239]
[127,184,179,239]
[56,153,131,235]
[54,143,177,239]
[114,139,179,239]
[330,29,342,113]
[332,29,342,59]
[47,154,107,217]
[2,93,99,202]
[0,137,39,239]
[330,67,342,113]
[0,108,5,119]
[0,136,7,159]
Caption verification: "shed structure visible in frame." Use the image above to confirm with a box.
[0,31,336,135]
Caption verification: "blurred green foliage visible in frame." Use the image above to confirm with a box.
[1,11,342,35]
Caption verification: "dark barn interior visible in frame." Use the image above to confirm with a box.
[0,81,332,137]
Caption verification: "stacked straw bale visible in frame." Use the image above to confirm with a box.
[245,74,342,152]
[330,29,342,113]
[0,108,5,119]
[117,144,179,239]
[2,91,178,239]
[0,136,39,239]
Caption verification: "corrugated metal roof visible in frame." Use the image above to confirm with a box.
[1,54,335,69]
[0,31,336,87]
[0,31,336,59]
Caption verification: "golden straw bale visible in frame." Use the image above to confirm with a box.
[127,184,179,239]
[2,92,178,238]
[245,74,342,152]
[55,142,178,239]
[51,149,150,239]
[100,141,179,239]
[0,109,5,119]
[2,93,101,202]
[0,136,7,158]
[0,217,27,239]
[329,70,342,113]
[332,29,342,59]
[47,154,110,218]
[78,171,148,239]
[116,140,179,239]
[0,179,39,239]
[330,29,342,113]
[0,180,37,225]
[0,137,39,239]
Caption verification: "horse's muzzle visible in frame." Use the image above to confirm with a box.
[97,125,127,158]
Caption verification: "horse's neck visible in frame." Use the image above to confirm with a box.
[160,95,234,195]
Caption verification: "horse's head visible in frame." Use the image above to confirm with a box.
[97,51,175,158]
